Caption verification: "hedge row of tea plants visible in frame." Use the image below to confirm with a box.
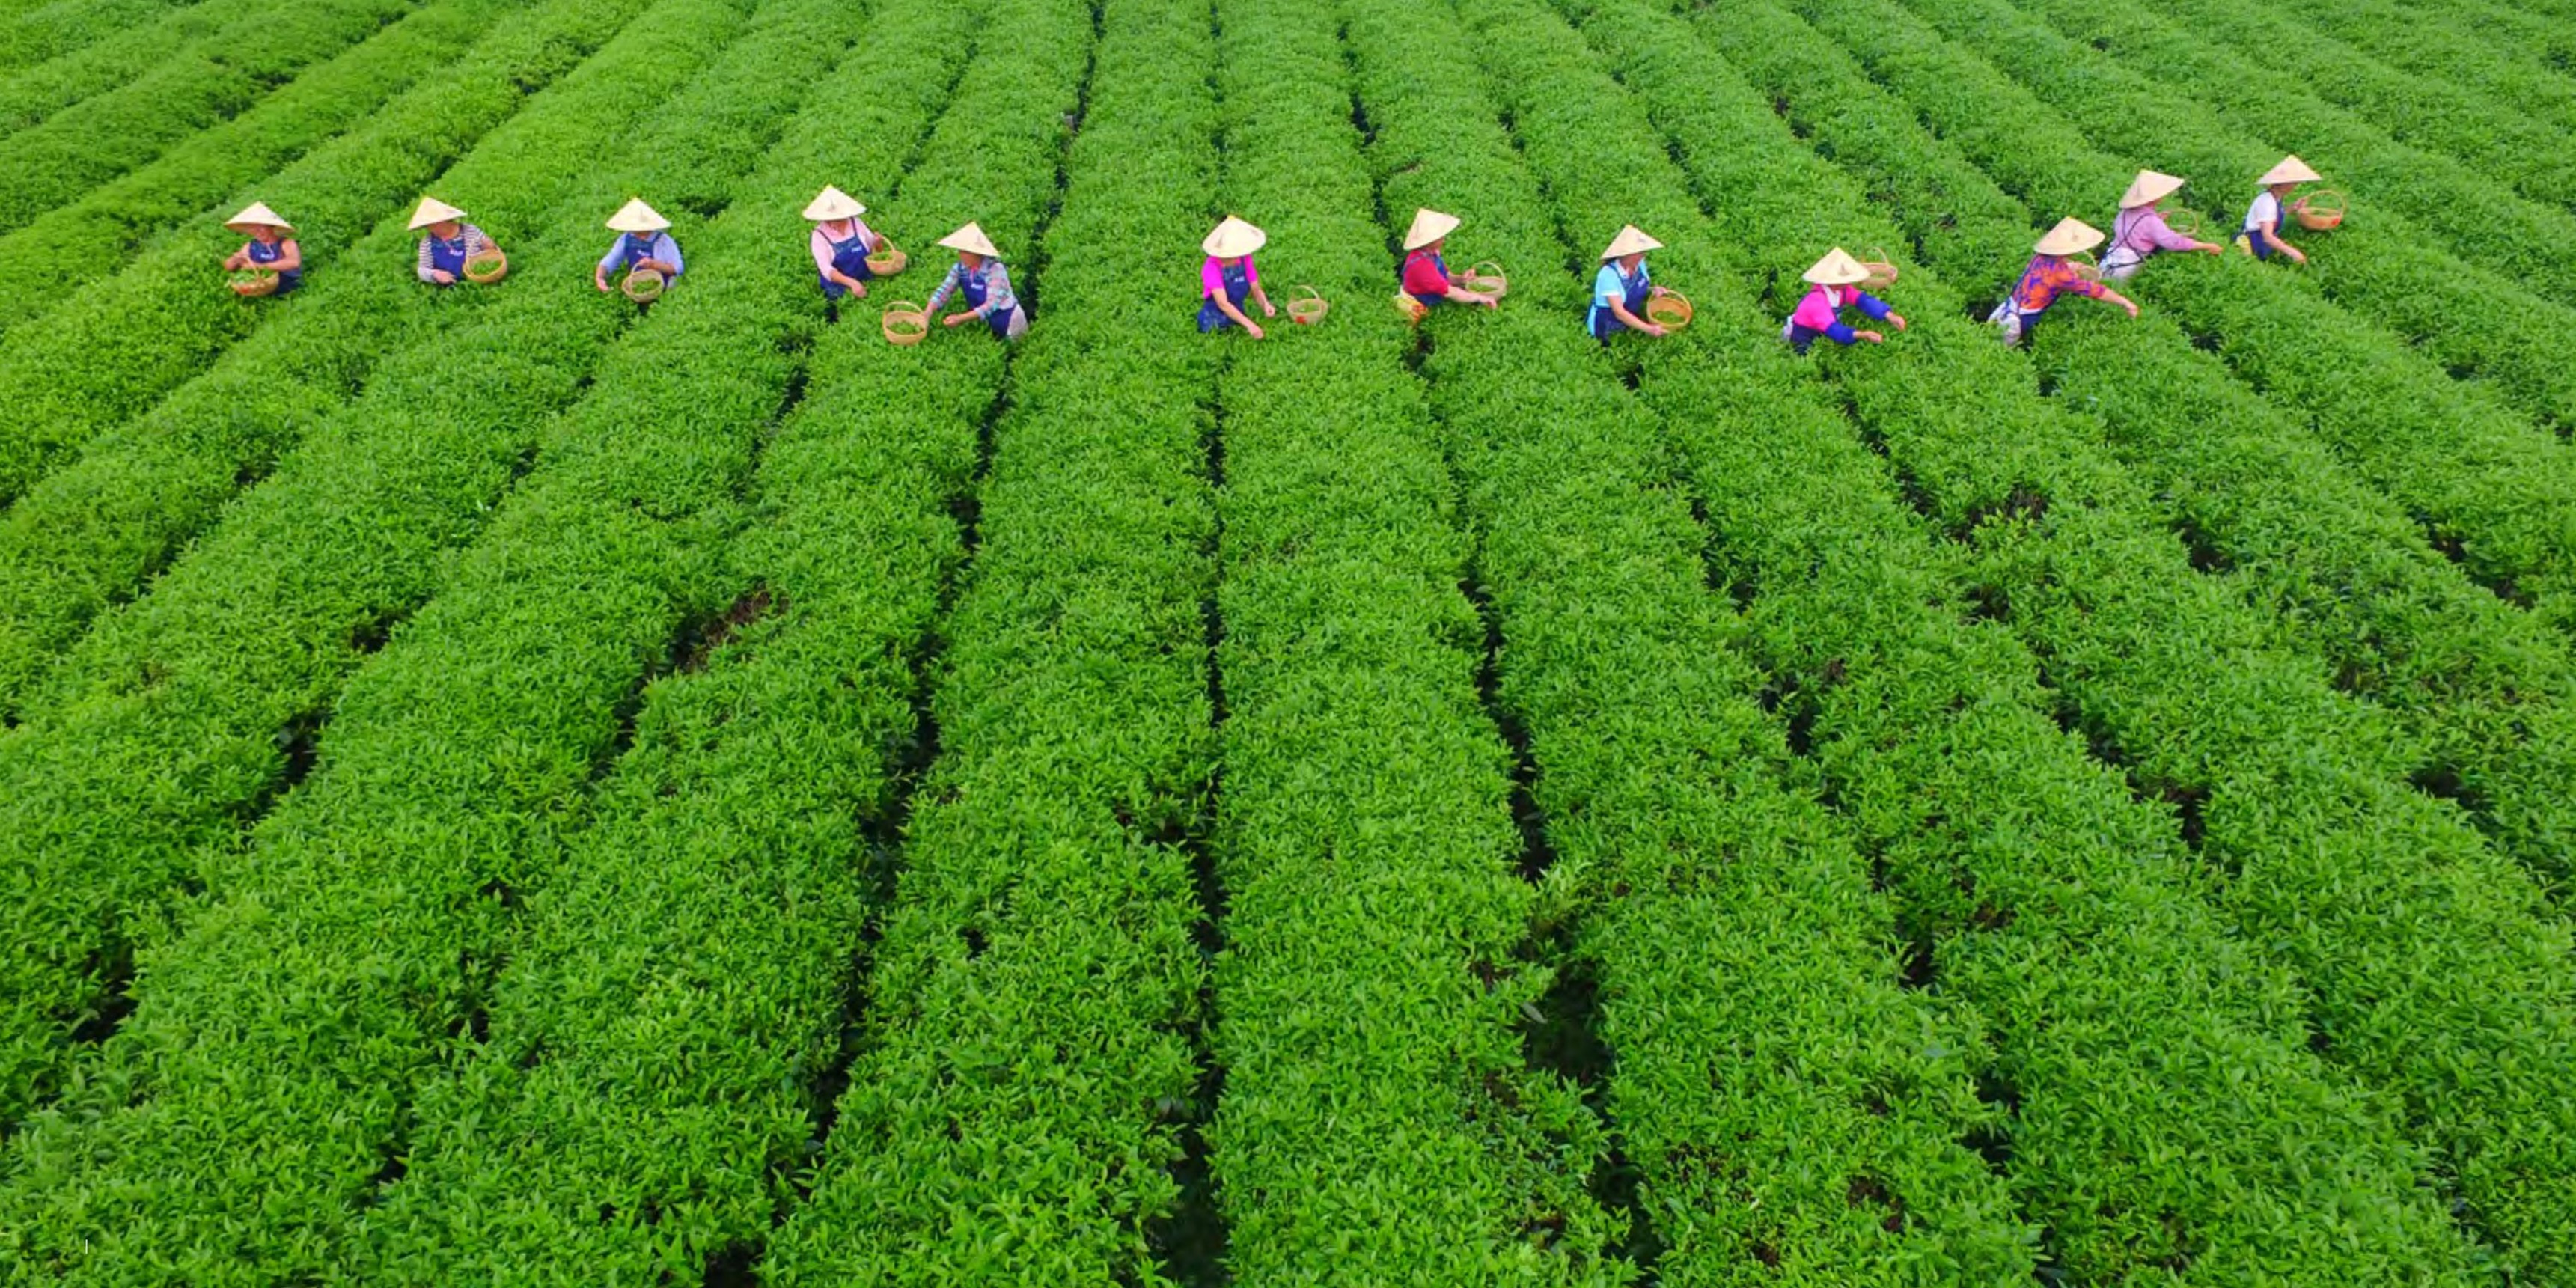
[1619,1,2576,1271]
[0,0,883,1278]
[0,0,764,1131]
[0,0,662,507]
[0,0,195,73]
[1526,0,2501,1278]
[0,0,504,339]
[0,0,417,236]
[0,0,270,131]
[760,0,1218,1281]
[2328,0,2576,112]
[0,0,723,723]
[344,1,1005,1279]
[1200,0,1624,1278]
[1343,0,2043,1278]
[1616,0,2576,908]
[1784,0,2576,631]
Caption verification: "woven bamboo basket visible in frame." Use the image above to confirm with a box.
[1860,247,1900,292]
[2068,250,2103,283]
[866,241,908,276]
[1456,260,1507,299]
[2164,208,2203,239]
[881,300,930,346]
[228,269,279,298]
[1286,284,1328,325]
[463,248,508,284]
[1644,290,1692,329]
[2292,188,2346,231]
[621,267,665,302]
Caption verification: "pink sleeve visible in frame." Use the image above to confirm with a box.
[811,228,835,275]
[1244,256,1258,287]
[1788,285,1837,330]
[1202,257,1224,298]
[2141,211,2197,251]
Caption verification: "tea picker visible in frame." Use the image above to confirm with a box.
[596,198,683,301]
[805,185,885,321]
[221,202,302,298]
[2099,171,2223,281]
[410,197,504,287]
[1588,224,1679,342]
[1989,218,2136,348]
[1783,247,1905,354]
[1395,208,1501,321]
[1197,215,1276,338]
[2237,155,2325,265]
[923,222,1028,340]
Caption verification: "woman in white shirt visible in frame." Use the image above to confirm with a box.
[2238,156,2317,265]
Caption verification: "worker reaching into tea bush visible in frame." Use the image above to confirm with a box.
[805,185,884,321]
[410,197,504,287]
[1395,208,1500,320]
[924,222,1028,340]
[1988,218,2137,347]
[220,202,302,298]
[1198,215,1276,338]
[1588,224,1677,342]
[2100,171,2224,281]
[1783,247,1905,353]
[596,198,683,300]
[2238,156,2319,265]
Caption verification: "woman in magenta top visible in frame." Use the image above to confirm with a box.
[2101,171,2224,281]
[1397,208,1498,316]
[1783,248,1905,354]
[1198,216,1275,338]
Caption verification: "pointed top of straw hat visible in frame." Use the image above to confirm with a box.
[2034,216,2106,257]
[1203,215,1266,258]
[2258,155,2321,186]
[224,201,292,233]
[1801,247,1870,286]
[937,221,1001,258]
[407,197,468,230]
[2119,170,2185,209]
[1601,224,1663,260]
[1403,208,1462,251]
[803,186,866,221]
[605,198,670,232]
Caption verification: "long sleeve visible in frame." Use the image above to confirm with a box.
[417,238,436,283]
[657,233,682,277]
[598,238,628,274]
[811,227,836,275]
[1854,290,1893,321]
[972,262,1015,317]
[924,261,965,312]
[2138,210,2197,251]
[1825,320,1860,345]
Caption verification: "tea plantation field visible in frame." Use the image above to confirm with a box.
[4,0,2576,1279]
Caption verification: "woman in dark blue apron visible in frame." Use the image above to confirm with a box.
[2238,156,2316,266]
[409,196,501,287]
[221,202,302,296]
[1587,224,1672,343]
[1197,216,1275,337]
[593,198,683,296]
[925,222,1029,341]
[805,185,883,322]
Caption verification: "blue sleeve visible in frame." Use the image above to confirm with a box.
[1826,321,1859,345]
[1855,292,1891,321]
[598,239,623,272]
[659,234,683,276]
[1592,265,1622,307]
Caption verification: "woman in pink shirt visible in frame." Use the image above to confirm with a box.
[2101,171,2224,281]
[1198,215,1276,338]
[1783,247,1905,355]
[805,186,885,322]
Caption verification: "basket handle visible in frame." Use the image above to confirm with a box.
[1468,259,1505,280]
[2297,186,2347,214]
[883,299,927,320]
[1290,284,1325,305]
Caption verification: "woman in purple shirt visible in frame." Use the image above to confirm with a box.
[805,185,884,322]
[1197,216,1275,338]
[2101,171,2224,281]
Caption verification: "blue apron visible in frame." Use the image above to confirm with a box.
[424,231,470,283]
[248,237,299,294]
[819,224,874,300]
[959,263,1015,338]
[1197,258,1252,332]
[1587,262,1650,341]
[610,232,659,275]
[1405,250,1449,309]
[2242,195,2282,260]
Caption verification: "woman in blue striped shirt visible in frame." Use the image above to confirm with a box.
[924,222,1028,341]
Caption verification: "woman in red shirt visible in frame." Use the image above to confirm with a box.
[1397,208,1498,319]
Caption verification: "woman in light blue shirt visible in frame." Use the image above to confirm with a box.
[594,198,683,295]
[1587,224,1673,343]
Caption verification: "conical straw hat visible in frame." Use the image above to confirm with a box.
[223,201,292,233]
[1801,247,1870,286]
[408,197,468,230]
[2034,216,2106,256]
[1601,224,1663,260]
[1202,215,1266,258]
[2119,170,2185,209]
[2257,155,2321,186]
[1403,208,1462,251]
[936,221,1001,258]
[803,186,866,221]
[605,198,671,232]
